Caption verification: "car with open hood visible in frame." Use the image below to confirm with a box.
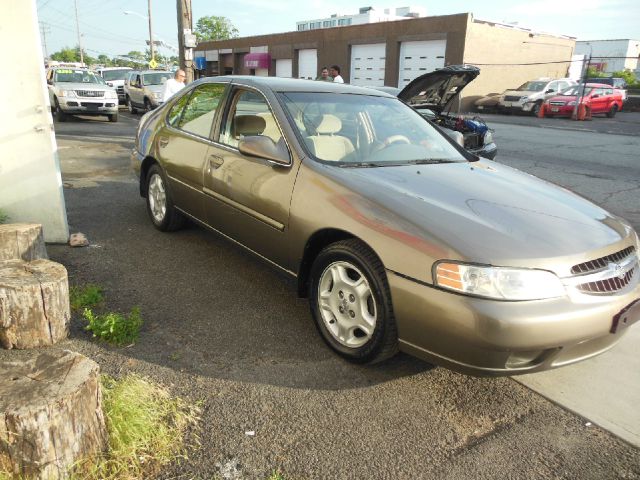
[543,83,624,118]
[394,65,497,160]
[131,76,639,376]
[46,67,119,122]
[498,77,576,115]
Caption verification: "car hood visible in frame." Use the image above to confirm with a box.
[547,95,578,103]
[144,84,165,94]
[397,65,480,114]
[323,160,630,266]
[55,82,112,91]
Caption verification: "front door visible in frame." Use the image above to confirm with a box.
[204,86,300,268]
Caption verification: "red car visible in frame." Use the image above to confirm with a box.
[543,83,623,118]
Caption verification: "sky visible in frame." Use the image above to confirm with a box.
[36,0,640,59]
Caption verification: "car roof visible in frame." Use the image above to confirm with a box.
[197,75,390,96]
[584,83,615,88]
[98,67,132,71]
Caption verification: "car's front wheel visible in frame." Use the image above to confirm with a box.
[309,239,398,363]
[607,104,618,118]
[127,96,137,114]
[108,112,118,123]
[144,98,152,112]
[145,164,184,231]
[531,101,543,116]
[54,98,67,122]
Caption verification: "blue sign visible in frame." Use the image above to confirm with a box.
[194,57,207,70]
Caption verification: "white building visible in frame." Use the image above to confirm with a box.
[296,5,426,31]
[575,39,640,75]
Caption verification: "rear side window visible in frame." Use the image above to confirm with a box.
[172,83,226,138]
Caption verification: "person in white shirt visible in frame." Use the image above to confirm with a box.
[330,65,344,84]
[162,69,186,102]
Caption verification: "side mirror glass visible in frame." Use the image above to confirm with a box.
[545,89,554,93]
[239,136,290,165]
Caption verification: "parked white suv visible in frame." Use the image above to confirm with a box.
[124,70,173,113]
[96,67,132,104]
[46,67,119,122]
[498,77,576,115]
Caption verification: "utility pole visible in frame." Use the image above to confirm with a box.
[176,0,194,83]
[148,0,155,63]
[74,0,84,64]
[39,22,51,59]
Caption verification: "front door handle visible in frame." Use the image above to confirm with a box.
[207,155,224,174]
[158,136,169,148]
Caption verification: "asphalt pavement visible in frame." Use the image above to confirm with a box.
[4,108,638,479]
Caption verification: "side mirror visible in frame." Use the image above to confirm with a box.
[239,136,290,165]
[545,89,554,94]
[47,79,52,85]
[591,94,599,98]
[107,82,114,87]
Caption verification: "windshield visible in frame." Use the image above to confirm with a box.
[279,92,466,166]
[516,81,547,92]
[561,86,593,96]
[101,69,131,81]
[142,72,172,85]
[54,69,104,84]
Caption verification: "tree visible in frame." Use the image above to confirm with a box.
[50,47,77,62]
[195,16,239,42]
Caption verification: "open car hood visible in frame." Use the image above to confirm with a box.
[397,65,480,113]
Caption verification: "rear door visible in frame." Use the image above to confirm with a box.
[203,85,299,267]
[157,82,228,221]
[590,87,607,113]
[130,74,144,106]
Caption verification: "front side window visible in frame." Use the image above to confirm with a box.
[516,81,546,92]
[102,69,131,81]
[280,92,465,165]
[220,89,283,148]
[172,83,226,138]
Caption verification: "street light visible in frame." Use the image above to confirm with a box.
[124,2,154,64]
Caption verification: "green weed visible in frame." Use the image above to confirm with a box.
[69,284,104,311]
[266,471,287,480]
[0,209,9,224]
[83,307,142,346]
[72,374,200,479]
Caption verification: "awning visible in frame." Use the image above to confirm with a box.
[244,53,271,70]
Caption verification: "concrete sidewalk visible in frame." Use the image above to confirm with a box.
[517,327,640,447]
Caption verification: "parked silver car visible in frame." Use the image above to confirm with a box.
[124,70,172,113]
[131,76,639,376]
[498,77,576,115]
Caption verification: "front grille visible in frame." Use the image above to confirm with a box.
[549,101,565,106]
[80,102,103,108]
[572,246,637,294]
[75,90,104,97]
[504,95,522,102]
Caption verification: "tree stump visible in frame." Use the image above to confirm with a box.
[0,224,48,262]
[0,350,107,479]
[0,259,70,349]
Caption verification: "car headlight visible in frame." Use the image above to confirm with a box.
[105,90,117,99]
[434,262,566,301]
[153,92,162,99]
[483,131,493,145]
[520,96,529,102]
[60,90,75,98]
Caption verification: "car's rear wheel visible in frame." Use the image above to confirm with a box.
[309,239,398,363]
[607,104,618,118]
[54,98,67,122]
[127,96,137,114]
[145,164,184,231]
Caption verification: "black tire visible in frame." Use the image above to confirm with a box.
[54,98,67,122]
[531,101,542,116]
[108,112,118,123]
[309,239,398,363]
[144,98,152,112]
[607,104,618,118]
[145,164,184,232]
[127,96,137,114]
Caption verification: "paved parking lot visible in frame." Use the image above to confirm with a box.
[7,109,638,479]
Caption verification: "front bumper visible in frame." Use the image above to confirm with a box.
[389,271,639,376]
[498,101,535,113]
[59,98,118,115]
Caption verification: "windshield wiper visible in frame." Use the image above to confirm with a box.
[408,158,458,165]
[339,162,383,168]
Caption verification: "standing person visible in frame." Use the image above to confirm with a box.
[162,69,186,102]
[316,67,333,81]
[329,65,344,83]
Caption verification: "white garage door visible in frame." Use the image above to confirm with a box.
[398,39,446,88]
[350,43,386,86]
[298,49,317,80]
[276,59,292,78]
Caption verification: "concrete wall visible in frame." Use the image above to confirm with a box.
[0,0,69,242]
[462,18,576,110]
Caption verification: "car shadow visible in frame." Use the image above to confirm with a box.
[49,181,435,391]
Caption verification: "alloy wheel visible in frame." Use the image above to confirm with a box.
[148,173,167,224]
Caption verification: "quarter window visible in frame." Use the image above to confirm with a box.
[172,83,226,138]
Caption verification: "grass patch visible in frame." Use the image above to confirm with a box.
[72,375,200,479]
[84,307,143,346]
[0,209,8,224]
[266,471,287,480]
[69,284,104,311]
